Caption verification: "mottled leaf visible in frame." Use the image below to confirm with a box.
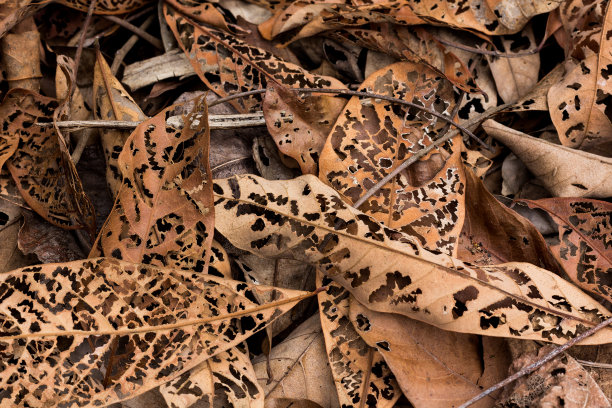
[56,0,150,14]
[0,257,308,407]
[213,174,612,344]
[518,198,612,304]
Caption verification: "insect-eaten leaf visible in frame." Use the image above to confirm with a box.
[213,174,612,344]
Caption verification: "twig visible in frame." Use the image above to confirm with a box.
[457,316,612,408]
[70,0,98,106]
[104,15,164,50]
[576,359,612,370]
[111,15,156,75]
[434,34,548,58]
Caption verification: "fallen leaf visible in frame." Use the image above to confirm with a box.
[93,50,147,198]
[350,299,510,408]
[518,198,612,304]
[56,0,149,14]
[548,0,612,157]
[506,63,564,112]
[213,174,612,344]
[252,314,339,408]
[496,344,610,407]
[0,257,308,407]
[482,119,612,198]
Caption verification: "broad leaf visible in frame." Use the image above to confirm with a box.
[548,0,612,157]
[56,0,149,14]
[0,258,308,407]
[519,198,612,304]
[213,174,612,344]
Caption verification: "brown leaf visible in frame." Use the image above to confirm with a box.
[1,17,41,91]
[0,257,308,407]
[252,314,339,408]
[487,25,540,103]
[458,167,561,272]
[90,96,214,272]
[319,61,465,256]
[496,344,610,407]
[506,63,565,112]
[213,174,612,344]
[350,299,510,408]
[159,345,264,408]
[482,119,612,198]
[93,50,147,199]
[518,198,612,304]
[316,272,400,408]
[56,0,149,14]
[548,0,612,157]
[0,89,96,236]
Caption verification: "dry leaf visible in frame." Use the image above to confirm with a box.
[507,63,565,112]
[487,25,540,103]
[496,344,610,407]
[518,198,612,304]
[252,134,299,181]
[252,314,339,408]
[56,0,149,14]
[482,119,612,198]
[160,345,264,408]
[93,50,147,199]
[350,299,510,408]
[319,61,464,256]
[0,257,308,407]
[548,0,612,157]
[1,17,41,91]
[90,96,214,271]
[213,174,612,344]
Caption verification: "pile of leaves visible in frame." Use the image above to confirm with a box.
[0,0,611,406]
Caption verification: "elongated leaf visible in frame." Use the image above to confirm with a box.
[0,257,308,407]
[90,96,214,272]
[319,61,464,256]
[93,51,147,199]
[56,0,149,14]
[482,119,612,198]
[519,198,612,304]
[316,272,400,408]
[548,0,612,156]
[349,299,510,408]
[0,89,96,236]
[213,174,612,344]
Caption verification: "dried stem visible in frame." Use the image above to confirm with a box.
[104,15,163,50]
[458,316,612,408]
[70,0,98,104]
[111,15,156,75]
[434,34,547,58]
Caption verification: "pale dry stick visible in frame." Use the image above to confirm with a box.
[434,33,548,58]
[104,15,164,50]
[458,316,612,408]
[577,359,612,369]
[111,15,156,75]
[83,6,155,47]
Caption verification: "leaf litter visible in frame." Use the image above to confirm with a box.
[0,0,611,407]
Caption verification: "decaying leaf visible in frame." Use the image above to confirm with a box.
[0,89,96,236]
[350,299,510,408]
[317,273,400,408]
[90,96,214,272]
[213,174,612,344]
[548,0,612,157]
[252,314,339,408]
[93,50,148,198]
[496,344,610,407]
[482,119,612,198]
[160,345,264,408]
[319,61,465,256]
[0,257,308,407]
[518,198,612,304]
[507,63,564,112]
[56,0,149,14]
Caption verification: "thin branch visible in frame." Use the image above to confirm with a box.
[104,15,164,50]
[458,316,612,408]
[111,15,156,75]
[434,34,548,59]
[576,359,612,370]
[70,0,98,105]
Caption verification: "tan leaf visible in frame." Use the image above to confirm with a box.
[482,119,612,198]
[349,299,510,408]
[497,344,610,407]
[252,314,339,408]
[507,63,565,112]
[518,198,612,304]
[317,272,400,408]
[548,0,612,157]
[487,25,540,103]
[0,257,309,407]
[319,61,465,256]
[56,0,149,14]
[93,50,147,199]
[90,96,214,272]
[160,345,264,408]
[213,174,612,344]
